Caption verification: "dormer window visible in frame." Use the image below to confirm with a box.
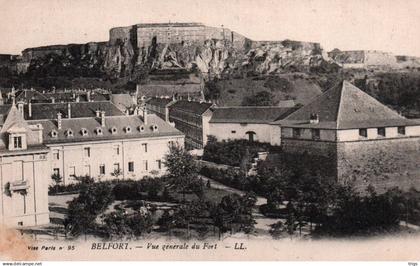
[81,128,89,136]
[95,127,103,135]
[13,136,22,149]
[124,126,132,133]
[65,129,74,137]
[51,130,58,138]
[151,124,158,132]
[110,127,118,134]
[139,125,145,132]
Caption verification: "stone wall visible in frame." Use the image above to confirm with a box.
[337,137,420,192]
[280,136,420,192]
[280,138,338,182]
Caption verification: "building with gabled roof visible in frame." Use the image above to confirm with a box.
[209,106,297,144]
[0,105,50,228]
[146,98,214,150]
[0,102,184,228]
[277,81,420,191]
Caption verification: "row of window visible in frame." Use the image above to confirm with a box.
[358,126,406,138]
[291,126,406,140]
[52,144,148,160]
[52,160,162,178]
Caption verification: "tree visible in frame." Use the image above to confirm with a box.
[51,173,63,186]
[164,144,199,201]
[269,221,286,239]
[242,91,277,106]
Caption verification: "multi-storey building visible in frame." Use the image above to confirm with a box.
[0,105,50,227]
[0,100,184,227]
[146,98,213,150]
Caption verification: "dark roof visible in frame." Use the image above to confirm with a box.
[30,114,183,145]
[22,102,124,120]
[170,100,213,115]
[15,90,49,103]
[279,81,420,129]
[210,106,297,124]
[146,97,174,108]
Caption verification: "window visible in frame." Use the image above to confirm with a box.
[53,168,60,176]
[359,128,368,138]
[311,129,320,140]
[125,126,132,133]
[96,127,103,135]
[69,166,76,178]
[13,136,22,149]
[113,145,120,155]
[398,126,406,135]
[99,164,105,175]
[84,147,91,157]
[81,128,88,136]
[142,143,148,153]
[110,127,117,134]
[128,162,134,172]
[292,128,301,138]
[231,130,236,134]
[65,129,73,137]
[51,130,58,138]
[156,160,162,170]
[142,160,148,171]
[113,163,120,172]
[53,150,60,160]
[377,127,386,137]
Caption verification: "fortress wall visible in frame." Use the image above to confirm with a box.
[109,26,133,45]
[337,137,420,192]
[364,51,397,66]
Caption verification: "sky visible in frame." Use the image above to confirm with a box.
[0,0,420,56]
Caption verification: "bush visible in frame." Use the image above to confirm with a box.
[203,137,272,167]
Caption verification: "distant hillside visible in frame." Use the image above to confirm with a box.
[205,73,323,106]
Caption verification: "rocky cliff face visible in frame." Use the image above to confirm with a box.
[18,36,329,81]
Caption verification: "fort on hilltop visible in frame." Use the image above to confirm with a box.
[109,22,251,50]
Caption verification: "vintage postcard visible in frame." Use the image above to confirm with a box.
[0,0,420,262]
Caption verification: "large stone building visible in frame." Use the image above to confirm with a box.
[209,106,297,145]
[0,99,184,227]
[327,49,398,69]
[109,22,250,50]
[277,81,420,191]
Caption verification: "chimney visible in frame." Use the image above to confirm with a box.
[87,91,91,102]
[28,101,32,118]
[165,106,169,122]
[96,109,101,117]
[67,103,71,118]
[76,95,80,102]
[57,112,62,129]
[101,111,106,127]
[51,97,55,103]
[142,107,148,125]
[17,101,24,117]
[309,113,319,124]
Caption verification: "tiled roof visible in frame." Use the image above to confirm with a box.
[21,101,124,120]
[169,100,213,115]
[280,81,420,129]
[210,106,297,124]
[30,114,183,145]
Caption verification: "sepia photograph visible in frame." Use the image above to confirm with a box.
[0,0,420,263]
